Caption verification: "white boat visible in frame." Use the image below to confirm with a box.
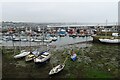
[14,50,30,59]
[49,64,65,75]
[30,38,34,42]
[20,38,28,42]
[99,38,120,43]
[34,39,42,42]
[12,37,20,41]
[34,51,51,63]
[112,33,119,37]
[44,39,52,43]
[2,36,11,41]
[49,37,57,41]
[52,37,57,41]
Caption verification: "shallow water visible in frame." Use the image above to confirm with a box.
[1,36,93,47]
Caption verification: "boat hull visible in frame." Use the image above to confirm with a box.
[71,54,77,61]
[99,39,120,44]
[34,52,51,64]
[25,54,36,62]
[49,64,65,75]
[14,51,30,59]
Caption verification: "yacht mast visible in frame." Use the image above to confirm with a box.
[105,19,108,37]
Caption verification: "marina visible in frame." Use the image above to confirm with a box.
[1,35,93,47]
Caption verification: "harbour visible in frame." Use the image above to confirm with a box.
[1,21,120,79]
[1,1,120,79]
[1,35,93,47]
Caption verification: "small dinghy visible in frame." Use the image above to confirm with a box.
[14,50,30,59]
[49,64,65,75]
[70,50,77,61]
[71,53,77,61]
[34,51,51,64]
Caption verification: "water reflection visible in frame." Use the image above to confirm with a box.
[1,36,93,47]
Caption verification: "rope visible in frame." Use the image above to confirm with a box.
[63,55,69,65]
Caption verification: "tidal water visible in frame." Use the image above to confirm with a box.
[1,36,93,47]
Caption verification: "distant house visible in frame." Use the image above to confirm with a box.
[101,25,119,32]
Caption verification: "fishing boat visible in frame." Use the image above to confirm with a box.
[49,64,65,75]
[34,51,51,64]
[14,50,30,59]
[99,38,120,44]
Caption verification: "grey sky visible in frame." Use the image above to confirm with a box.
[2,2,118,23]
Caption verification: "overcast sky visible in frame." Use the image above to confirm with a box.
[1,1,119,23]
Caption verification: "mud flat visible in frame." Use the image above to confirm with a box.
[2,42,119,78]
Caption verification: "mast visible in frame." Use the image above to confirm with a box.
[85,26,87,48]
[42,26,45,47]
[11,31,15,55]
[25,26,27,48]
[105,19,108,37]
[19,26,21,52]
[29,27,32,52]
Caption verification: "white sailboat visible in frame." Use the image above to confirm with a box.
[34,51,51,63]
[34,27,51,64]
[49,55,68,75]
[14,50,30,59]
[99,20,120,44]
[49,64,65,75]
[14,27,30,59]
[99,38,120,43]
